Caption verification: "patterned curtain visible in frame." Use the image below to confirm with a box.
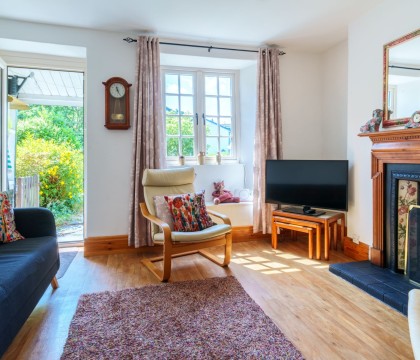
[253,48,283,234]
[128,36,166,247]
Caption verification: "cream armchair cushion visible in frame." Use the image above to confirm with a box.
[143,167,195,236]
[153,224,231,243]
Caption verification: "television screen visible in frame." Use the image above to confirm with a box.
[265,160,348,212]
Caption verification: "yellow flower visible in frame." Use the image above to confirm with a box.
[60,181,64,185]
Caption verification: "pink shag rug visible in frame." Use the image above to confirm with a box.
[61,276,304,359]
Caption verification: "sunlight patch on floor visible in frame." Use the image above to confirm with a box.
[244,264,270,271]
[263,262,289,269]
[231,258,251,264]
[276,254,300,260]
[294,259,321,266]
[228,246,328,276]
[314,265,329,269]
[262,250,282,255]
[246,256,269,262]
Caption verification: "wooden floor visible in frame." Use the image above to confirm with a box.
[2,238,413,360]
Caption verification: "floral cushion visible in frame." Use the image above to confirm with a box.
[164,191,214,232]
[153,195,175,231]
[0,192,24,243]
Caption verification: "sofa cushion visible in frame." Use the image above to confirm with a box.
[0,236,59,322]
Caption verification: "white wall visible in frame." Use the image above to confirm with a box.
[241,52,334,187]
[280,52,324,159]
[239,63,257,189]
[347,0,420,245]
[321,41,348,159]
[0,19,137,238]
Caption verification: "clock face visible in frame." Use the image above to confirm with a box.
[109,83,126,98]
[414,113,420,123]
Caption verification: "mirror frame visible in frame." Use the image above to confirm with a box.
[383,29,420,128]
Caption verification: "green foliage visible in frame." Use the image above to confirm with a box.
[165,113,195,156]
[17,105,83,150]
[16,104,84,225]
[16,137,83,223]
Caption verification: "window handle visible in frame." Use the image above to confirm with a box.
[202,113,205,125]
[195,113,198,125]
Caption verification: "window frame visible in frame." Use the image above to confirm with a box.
[161,66,240,164]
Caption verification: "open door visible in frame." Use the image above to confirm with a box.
[0,57,7,192]
[7,66,84,244]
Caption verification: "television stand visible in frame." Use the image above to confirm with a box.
[282,206,326,217]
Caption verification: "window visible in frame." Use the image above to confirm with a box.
[162,69,238,161]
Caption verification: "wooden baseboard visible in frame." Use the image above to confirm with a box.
[84,235,143,257]
[343,236,369,261]
[84,226,269,257]
[232,226,270,242]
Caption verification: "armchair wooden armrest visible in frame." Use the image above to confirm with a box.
[207,209,231,225]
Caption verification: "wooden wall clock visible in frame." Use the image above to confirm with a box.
[103,77,132,129]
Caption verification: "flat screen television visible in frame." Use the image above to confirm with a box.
[265,160,348,215]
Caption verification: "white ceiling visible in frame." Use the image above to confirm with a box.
[0,0,384,52]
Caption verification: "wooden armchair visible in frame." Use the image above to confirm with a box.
[140,167,232,282]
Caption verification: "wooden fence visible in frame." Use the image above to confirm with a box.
[15,174,40,208]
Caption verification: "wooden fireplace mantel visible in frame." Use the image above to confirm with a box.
[359,128,420,266]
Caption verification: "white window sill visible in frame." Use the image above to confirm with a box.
[166,159,240,167]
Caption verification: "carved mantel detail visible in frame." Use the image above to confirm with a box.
[359,128,420,266]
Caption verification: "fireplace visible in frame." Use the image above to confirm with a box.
[329,129,420,314]
[358,127,420,268]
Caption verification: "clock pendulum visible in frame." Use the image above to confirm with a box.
[111,99,124,121]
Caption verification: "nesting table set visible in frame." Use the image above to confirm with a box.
[271,209,346,260]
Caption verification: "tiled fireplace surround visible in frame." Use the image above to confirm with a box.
[330,128,420,314]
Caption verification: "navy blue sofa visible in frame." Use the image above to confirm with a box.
[0,208,59,357]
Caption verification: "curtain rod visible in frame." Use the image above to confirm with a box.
[123,37,286,55]
[389,65,420,71]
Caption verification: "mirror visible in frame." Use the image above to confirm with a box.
[383,29,420,128]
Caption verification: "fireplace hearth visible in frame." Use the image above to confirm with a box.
[330,260,419,314]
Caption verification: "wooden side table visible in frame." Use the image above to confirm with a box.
[272,217,319,259]
[272,209,346,260]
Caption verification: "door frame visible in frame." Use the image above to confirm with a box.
[1,50,87,243]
